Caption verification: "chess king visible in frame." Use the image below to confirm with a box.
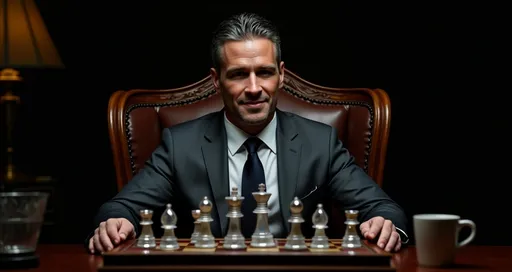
[87,12,409,254]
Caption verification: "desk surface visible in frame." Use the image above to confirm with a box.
[3,244,511,272]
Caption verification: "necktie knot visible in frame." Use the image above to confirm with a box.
[244,137,263,154]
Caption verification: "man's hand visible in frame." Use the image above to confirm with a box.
[359,216,401,252]
[88,218,135,254]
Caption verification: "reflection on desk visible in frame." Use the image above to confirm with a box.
[2,244,512,272]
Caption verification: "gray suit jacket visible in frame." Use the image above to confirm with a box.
[91,108,407,241]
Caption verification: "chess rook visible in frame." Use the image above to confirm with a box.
[160,203,179,250]
[284,197,307,250]
[250,183,276,247]
[223,187,246,249]
[194,196,216,248]
[342,210,362,248]
[190,209,201,244]
[310,203,330,249]
[136,209,156,248]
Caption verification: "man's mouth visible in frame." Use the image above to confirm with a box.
[242,101,265,107]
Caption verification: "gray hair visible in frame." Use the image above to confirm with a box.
[211,12,282,72]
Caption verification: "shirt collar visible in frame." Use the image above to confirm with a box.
[224,111,277,156]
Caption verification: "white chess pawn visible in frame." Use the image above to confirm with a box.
[136,209,156,248]
[342,210,362,248]
[284,197,307,250]
[190,209,201,244]
[194,196,216,248]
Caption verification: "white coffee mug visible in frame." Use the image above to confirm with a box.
[413,214,476,267]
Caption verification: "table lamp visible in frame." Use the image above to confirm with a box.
[0,0,64,184]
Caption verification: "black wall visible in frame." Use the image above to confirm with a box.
[4,2,508,246]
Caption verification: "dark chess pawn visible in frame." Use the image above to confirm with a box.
[159,203,179,250]
[194,196,216,248]
[284,197,307,250]
[342,210,362,248]
[136,209,156,248]
[310,203,330,249]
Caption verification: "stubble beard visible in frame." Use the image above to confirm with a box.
[238,106,269,126]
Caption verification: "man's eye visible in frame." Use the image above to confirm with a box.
[258,71,273,77]
[230,72,245,78]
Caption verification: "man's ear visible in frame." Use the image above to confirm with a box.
[210,68,220,92]
[278,61,285,89]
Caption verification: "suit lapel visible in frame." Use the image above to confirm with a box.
[201,111,229,236]
[276,110,302,233]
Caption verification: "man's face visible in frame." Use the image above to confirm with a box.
[211,38,284,133]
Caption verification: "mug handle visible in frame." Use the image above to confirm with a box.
[457,219,476,247]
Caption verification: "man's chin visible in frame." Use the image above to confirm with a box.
[241,113,269,125]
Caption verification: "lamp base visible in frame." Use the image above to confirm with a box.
[0,252,39,269]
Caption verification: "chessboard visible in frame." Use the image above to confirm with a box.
[97,238,396,271]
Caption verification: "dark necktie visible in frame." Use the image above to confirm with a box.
[241,137,265,238]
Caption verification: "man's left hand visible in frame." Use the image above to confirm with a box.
[359,216,401,252]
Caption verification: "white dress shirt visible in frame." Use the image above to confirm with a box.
[224,112,283,236]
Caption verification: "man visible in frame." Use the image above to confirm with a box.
[88,12,409,254]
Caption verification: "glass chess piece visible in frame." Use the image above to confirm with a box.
[190,209,201,244]
[194,196,216,248]
[342,209,362,248]
[136,209,156,248]
[223,187,246,249]
[250,183,276,248]
[284,196,307,250]
[310,203,330,249]
[159,203,179,250]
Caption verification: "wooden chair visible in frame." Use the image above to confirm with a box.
[107,68,391,237]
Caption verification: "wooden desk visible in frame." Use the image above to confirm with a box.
[2,244,511,272]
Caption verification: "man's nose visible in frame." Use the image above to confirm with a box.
[245,73,261,93]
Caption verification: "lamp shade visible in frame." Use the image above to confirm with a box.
[0,0,64,68]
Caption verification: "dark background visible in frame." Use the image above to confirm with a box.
[1,1,508,246]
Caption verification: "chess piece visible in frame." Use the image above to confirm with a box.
[136,209,156,248]
[284,197,307,250]
[194,196,216,248]
[342,210,362,248]
[250,183,276,247]
[310,203,330,249]
[190,209,201,244]
[159,203,179,250]
[224,187,246,249]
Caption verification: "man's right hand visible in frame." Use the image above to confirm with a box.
[88,218,135,254]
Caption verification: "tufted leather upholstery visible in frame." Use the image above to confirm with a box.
[107,68,391,237]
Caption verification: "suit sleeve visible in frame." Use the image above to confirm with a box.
[85,128,176,246]
[326,127,409,243]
